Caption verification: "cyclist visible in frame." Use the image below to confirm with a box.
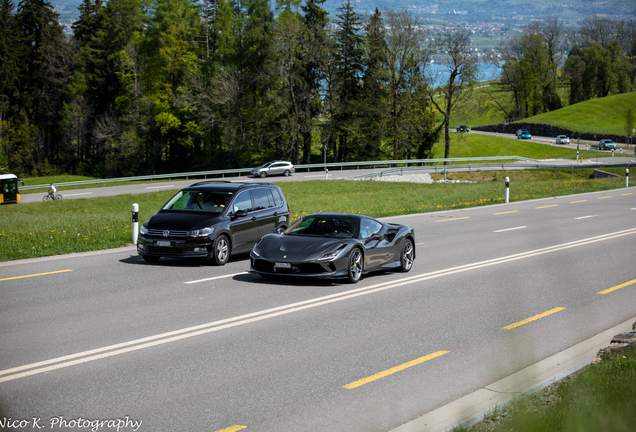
[48,183,57,200]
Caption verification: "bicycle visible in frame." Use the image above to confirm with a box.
[43,192,63,202]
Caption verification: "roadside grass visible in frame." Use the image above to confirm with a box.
[21,174,98,186]
[450,85,635,134]
[18,175,189,195]
[453,344,636,432]
[0,172,627,262]
[523,91,636,132]
[430,133,601,159]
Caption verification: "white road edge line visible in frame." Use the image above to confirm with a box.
[2,228,635,383]
[185,272,248,284]
[146,185,175,189]
[63,192,93,196]
[575,215,596,220]
[494,226,527,233]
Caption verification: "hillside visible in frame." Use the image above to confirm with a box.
[523,92,636,132]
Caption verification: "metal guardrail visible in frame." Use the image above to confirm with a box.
[20,156,537,192]
[353,161,634,180]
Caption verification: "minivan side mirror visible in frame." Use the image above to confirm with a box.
[235,210,248,218]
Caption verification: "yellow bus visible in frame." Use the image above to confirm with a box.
[0,174,24,205]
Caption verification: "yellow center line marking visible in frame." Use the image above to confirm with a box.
[535,205,557,209]
[493,210,518,215]
[502,307,565,330]
[216,426,246,432]
[343,351,449,389]
[0,270,72,282]
[598,278,636,295]
[436,217,470,222]
[598,196,612,199]
[621,193,633,196]
[570,200,587,204]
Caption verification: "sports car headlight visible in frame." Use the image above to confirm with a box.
[317,245,346,261]
[252,240,261,257]
[188,227,214,238]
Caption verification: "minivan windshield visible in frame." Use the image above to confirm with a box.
[162,190,233,213]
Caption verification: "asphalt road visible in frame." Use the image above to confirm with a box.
[1,187,635,431]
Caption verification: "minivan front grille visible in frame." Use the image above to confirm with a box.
[146,229,189,237]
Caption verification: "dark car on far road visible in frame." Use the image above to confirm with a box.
[456,125,470,133]
[137,181,290,265]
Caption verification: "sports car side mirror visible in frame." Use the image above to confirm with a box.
[274,227,285,235]
[364,234,381,244]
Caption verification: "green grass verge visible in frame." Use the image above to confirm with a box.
[0,170,628,262]
[430,133,602,159]
[524,92,636,132]
[20,175,99,187]
[455,344,636,432]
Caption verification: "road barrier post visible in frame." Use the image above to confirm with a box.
[505,177,510,203]
[627,169,629,188]
[325,169,328,180]
[132,203,139,244]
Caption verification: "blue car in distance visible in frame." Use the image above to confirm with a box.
[516,129,532,139]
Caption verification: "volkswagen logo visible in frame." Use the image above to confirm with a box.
[163,230,169,237]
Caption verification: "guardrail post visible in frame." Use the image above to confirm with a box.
[132,203,139,245]
[505,177,510,203]
[627,169,629,188]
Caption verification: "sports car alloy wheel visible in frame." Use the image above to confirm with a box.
[400,239,414,272]
[212,235,229,265]
[347,248,363,283]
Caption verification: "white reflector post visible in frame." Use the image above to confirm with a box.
[132,203,139,244]
[505,177,510,203]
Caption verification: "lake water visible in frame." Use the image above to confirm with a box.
[427,62,502,84]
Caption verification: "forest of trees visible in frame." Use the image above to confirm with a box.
[0,0,635,178]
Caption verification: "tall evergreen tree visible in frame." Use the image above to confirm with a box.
[72,0,103,46]
[354,7,387,160]
[299,0,328,164]
[330,0,363,162]
[0,0,18,116]
[15,0,63,116]
[0,0,19,170]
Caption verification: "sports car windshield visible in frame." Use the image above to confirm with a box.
[286,216,359,239]
[162,190,233,213]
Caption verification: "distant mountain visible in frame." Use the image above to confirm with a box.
[53,0,636,38]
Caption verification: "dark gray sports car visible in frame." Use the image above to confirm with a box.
[250,213,415,283]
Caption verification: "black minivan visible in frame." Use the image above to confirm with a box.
[137,181,290,265]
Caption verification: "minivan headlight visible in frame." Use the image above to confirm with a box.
[140,224,149,235]
[188,227,214,237]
